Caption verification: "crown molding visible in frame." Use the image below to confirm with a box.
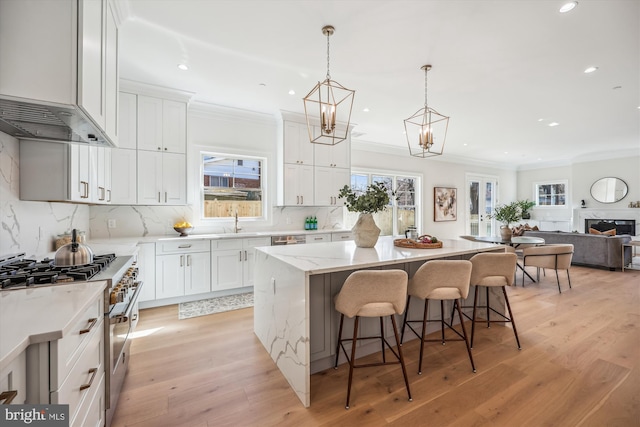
[119,79,195,103]
[190,101,277,126]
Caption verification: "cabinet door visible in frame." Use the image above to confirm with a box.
[110,148,137,205]
[156,254,184,299]
[331,168,350,207]
[137,150,162,205]
[313,166,334,206]
[283,121,314,165]
[162,100,187,153]
[70,144,91,202]
[137,95,163,152]
[104,0,119,144]
[118,93,137,149]
[185,252,211,295]
[162,153,186,205]
[137,243,156,302]
[283,163,314,206]
[78,0,105,130]
[242,237,270,287]
[94,146,108,203]
[211,250,244,291]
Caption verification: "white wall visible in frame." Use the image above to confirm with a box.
[351,146,517,238]
[0,132,90,258]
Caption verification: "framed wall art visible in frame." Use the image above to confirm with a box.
[434,187,457,221]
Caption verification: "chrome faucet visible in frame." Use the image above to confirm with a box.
[234,210,241,233]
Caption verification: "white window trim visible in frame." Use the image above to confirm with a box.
[350,167,423,236]
[199,150,269,222]
[533,179,569,209]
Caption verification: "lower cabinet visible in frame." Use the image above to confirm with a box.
[155,240,211,299]
[211,237,270,291]
[0,350,26,405]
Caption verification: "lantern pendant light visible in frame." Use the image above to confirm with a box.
[303,25,355,146]
[404,65,449,158]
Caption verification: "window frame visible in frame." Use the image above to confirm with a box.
[199,151,267,221]
[533,179,569,208]
[347,168,422,236]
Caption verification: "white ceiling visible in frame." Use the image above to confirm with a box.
[115,0,640,169]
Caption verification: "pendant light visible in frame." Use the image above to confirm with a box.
[303,25,355,146]
[404,65,449,158]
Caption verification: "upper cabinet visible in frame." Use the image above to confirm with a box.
[137,96,187,154]
[0,0,120,146]
[277,112,351,206]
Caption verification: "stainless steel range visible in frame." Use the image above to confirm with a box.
[0,252,143,427]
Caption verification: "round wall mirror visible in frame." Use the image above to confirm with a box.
[590,177,628,203]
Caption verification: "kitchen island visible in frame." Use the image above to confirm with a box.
[253,236,504,407]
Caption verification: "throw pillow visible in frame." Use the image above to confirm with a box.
[589,227,616,236]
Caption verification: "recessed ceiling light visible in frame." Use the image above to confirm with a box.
[177,64,189,71]
[584,66,598,73]
[288,89,295,95]
[363,108,370,112]
[463,143,468,146]
[548,122,559,127]
[559,2,578,13]
[538,118,544,122]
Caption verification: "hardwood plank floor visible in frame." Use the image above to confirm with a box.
[111,266,640,427]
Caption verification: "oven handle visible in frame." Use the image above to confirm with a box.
[110,281,143,324]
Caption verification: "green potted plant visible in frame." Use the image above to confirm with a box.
[338,181,394,247]
[517,199,536,220]
[488,201,521,240]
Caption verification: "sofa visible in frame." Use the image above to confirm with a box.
[522,230,632,270]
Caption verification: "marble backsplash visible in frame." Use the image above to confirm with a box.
[0,133,90,258]
[90,204,346,238]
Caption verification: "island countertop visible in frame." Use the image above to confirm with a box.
[254,236,502,274]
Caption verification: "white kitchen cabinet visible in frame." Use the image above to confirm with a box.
[0,0,119,145]
[331,231,354,242]
[137,96,187,154]
[313,131,351,169]
[118,92,137,150]
[156,240,211,299]
[136,243,156,302]
[314,166,350,206]
[27,291,105,427]
[283,121,314,165]
[211,237,270,291]
[283,163,314,206]
[306,233,331,243]
[0,350,26,405]
[137,151,186,205]
[19,141,110,204]
[110,148,137,205]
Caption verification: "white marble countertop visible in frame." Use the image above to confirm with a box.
[255,236,502,275]
[0,281,107,372]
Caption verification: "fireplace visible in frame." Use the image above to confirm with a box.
[585,219,636,235]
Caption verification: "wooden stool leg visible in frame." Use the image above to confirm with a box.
[380,317,386,363]
[470,285,479,349]
[334,314,344,369]
[345,316,359,409]
[502,287,521,350]
[418,299,429,375]
[400,295,411,345]
[455,299,476,373]
[390,314,412,402]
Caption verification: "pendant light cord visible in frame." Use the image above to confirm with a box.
[424,67,428,108]
[326,31,331,81]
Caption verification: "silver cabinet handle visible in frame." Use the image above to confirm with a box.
[180,255,184,267]
[244,250,248,261]
[239,251,242,261]
[158,192,161,203]
[301,195,304,204]
[107,189,111,202]
[165,192,167,203]
[158,146,161,151]
[187,254,191,266]
[178,244,192,248]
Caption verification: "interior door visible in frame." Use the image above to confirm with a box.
[466,175,497,236]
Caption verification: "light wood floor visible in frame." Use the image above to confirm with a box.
[112,266,640,427]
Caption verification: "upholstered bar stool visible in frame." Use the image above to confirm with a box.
[522,244,574,293]
[333,269,412,409]
[400,260,476,375]
[463,252,519,349]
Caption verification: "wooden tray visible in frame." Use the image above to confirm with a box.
[394,236,443,249]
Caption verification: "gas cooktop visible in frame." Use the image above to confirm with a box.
[0,252,116,290]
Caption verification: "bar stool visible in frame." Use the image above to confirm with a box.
[333,269,412,409]
[400,260,475,375]
[522,244,574,293]
[464,252,520,349]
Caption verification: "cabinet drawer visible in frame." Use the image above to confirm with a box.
[307,233,331,243]
[157,240,210,254]
[243,237,271,248]
[51,320,104,424]
[332,232,354,242]
[211,239,243,251]
[0,351,26,405]
[50,294,103,387]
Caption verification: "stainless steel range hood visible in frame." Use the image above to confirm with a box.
[0,97,113,146]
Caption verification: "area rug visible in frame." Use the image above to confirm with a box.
[178,292,253,320]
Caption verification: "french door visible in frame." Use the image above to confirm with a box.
[466,174,497,236]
